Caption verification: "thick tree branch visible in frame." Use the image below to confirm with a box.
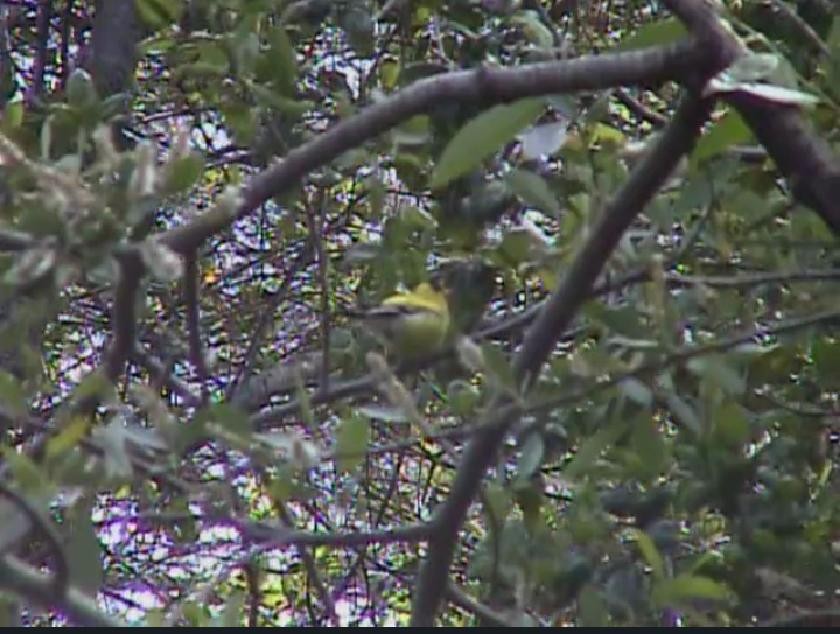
[159,42,705,255]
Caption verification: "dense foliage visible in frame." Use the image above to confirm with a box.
[0,0,839,627]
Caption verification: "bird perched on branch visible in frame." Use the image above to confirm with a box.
[349,259,497,361]
[352,281,451,361]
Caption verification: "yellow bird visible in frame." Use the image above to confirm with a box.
[356,282,451,361]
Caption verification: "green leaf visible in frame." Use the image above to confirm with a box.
[513,480,543,532]
[219,591,245,627]
[2,100,23,130]
[335,414,369,473]
[164,154,205,194]
[446,379,481,416]
[0,448,49,493]
[66,69,97,109]
[505,168,561,215]
[65,507,104,594]
[619,377,652,408]
[72,370,115,404]
[516,432,545,481]
[90,421,134,481]
[0,370,26,415]
[483,483,512,526]
[629,528,665,580]
[712,400,751,447]
[686,355,745,396]
[250,85,314,116]
[183,601,210,626]
[665,392,703,436]
[652,574,732,607]
[692,109,752,166]
[618,18,688,51]
[812,338,840,381]
[197,403,251,438]
[564,419,625,480]
[511,11,554,48]
[629,416,668,479]
[431,98,545,189]
[45,417,90,461]
[578,585,608,627]
[356,403,410,423]
[480,343,519,395]
[135,0,184,30]
[498,229,544,266]
[266,26,298,95]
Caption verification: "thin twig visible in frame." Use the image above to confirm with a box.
[308,190,331,394]
[183,251,209,403]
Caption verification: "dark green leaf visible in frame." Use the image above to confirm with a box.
[164,154,205,194]
[618,18,688,51]
[619,377,652,408]
[431,98,545,189]
[812,338,840,381]
[265,27,297,96]
[135,0,184,30]
[336,414,369,473]
[578,585,608,627]
[505,168,561,215]
[692,109,752,165]
[712,400,751,447]
[0,370,26,415]
[516,432,545,480]
[564,419,625,480]
[66,504,104,594]
[480,342,519,395]
[652,574,732,607]
[630,528,665,580]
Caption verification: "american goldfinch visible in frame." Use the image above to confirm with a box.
[354,282,451,360]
